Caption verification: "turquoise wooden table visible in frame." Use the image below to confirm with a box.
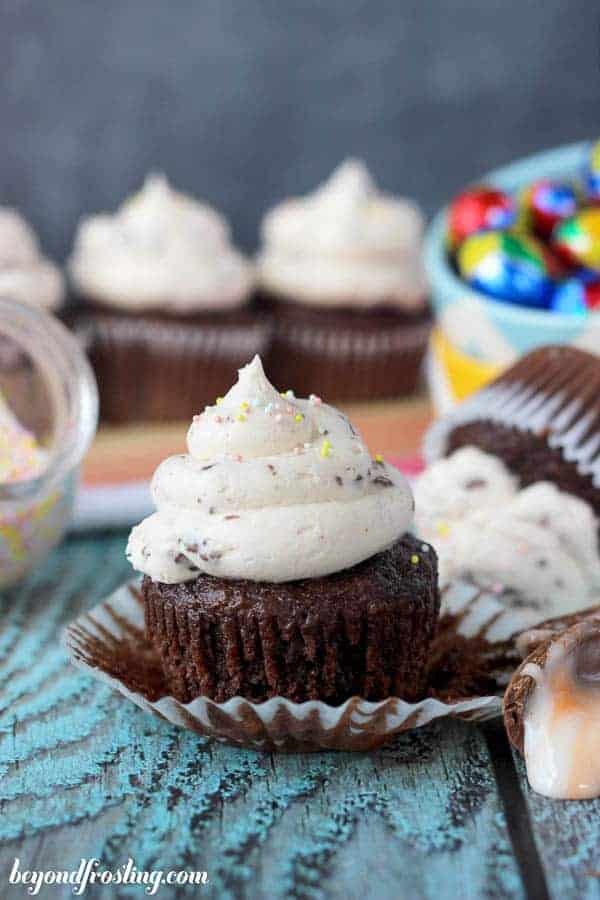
[1,532,600,900]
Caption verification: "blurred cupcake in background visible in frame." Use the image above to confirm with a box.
[68,174,266,423]
[0,208,64,313]
[257,159,431,402]
[0,209,65,427]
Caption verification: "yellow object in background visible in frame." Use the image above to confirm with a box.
[431,328,503,402]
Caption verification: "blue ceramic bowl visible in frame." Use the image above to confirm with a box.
[423,141,600,406]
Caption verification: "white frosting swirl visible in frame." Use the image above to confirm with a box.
[414,446,518,543]
[0,208,64,311]
[414,448,600,613]
[69,174,254,313]
[127,355,414,583]
[257,159,427,310]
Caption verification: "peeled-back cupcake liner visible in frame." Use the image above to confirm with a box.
[424,346,600,491]
[259,294,432,403]
[68,304,272,424]
[62,579,517,753]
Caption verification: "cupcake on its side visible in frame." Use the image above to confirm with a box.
[68,174,266,423]
[126,356,439,704]
[414,346,600,637]
[424,346,600,519]
[0,208,64,313]
[257,159,431,402]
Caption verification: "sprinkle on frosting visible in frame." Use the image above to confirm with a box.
[127,355,414,584]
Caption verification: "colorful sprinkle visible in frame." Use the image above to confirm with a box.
[410,554,420,565]
[215,397,224,405]
[374,454,384,464]
[294,413,304,423]
[320,439,332,458]
[236,414,247,423]
[240,401,250,411]
[435,520,451,538]
[309,394,322,406]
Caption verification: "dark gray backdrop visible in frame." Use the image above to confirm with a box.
[2,0,599,260]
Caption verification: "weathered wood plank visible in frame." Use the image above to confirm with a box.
[515,754,600,900]
[0,534,527,899]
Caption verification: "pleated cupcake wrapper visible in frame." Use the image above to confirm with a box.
[267,308,431,403]
[69,307,272,423]
[424,346,600,487]
[62,579,510,753]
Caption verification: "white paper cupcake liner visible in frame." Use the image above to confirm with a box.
[62,580,507,752]
[424,347,600,487]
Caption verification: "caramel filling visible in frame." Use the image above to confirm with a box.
[523,626,600,800]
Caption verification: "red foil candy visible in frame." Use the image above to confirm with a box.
[447,187,516,249]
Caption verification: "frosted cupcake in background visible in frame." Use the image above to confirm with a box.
[0,208,64,313]
[0,209,65,433]
[257,159,431,402]
[68,174,267,423]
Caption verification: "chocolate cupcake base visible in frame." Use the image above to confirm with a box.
[68,301,271,423]
[258,293,431,403]
[143,534,439,705]
[425,346,600,518]
[64,576,505,751]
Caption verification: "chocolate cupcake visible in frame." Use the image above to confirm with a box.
[0,207,64,314]
[424,346,600,518]
[126,356,439,704]
[414,349,600,633]
[0,209,65,432]
[504,612,600,799]
[256,160,431,402]
[68,174,268,423]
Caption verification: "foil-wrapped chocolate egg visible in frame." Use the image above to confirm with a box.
[585,139,600,205]
[520,179,579,238]
[551,270,600,314]
[448,187,516,249]
[552,209,600,271]
[457,231,554,307]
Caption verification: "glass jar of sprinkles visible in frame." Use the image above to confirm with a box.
[0,298,98,588]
